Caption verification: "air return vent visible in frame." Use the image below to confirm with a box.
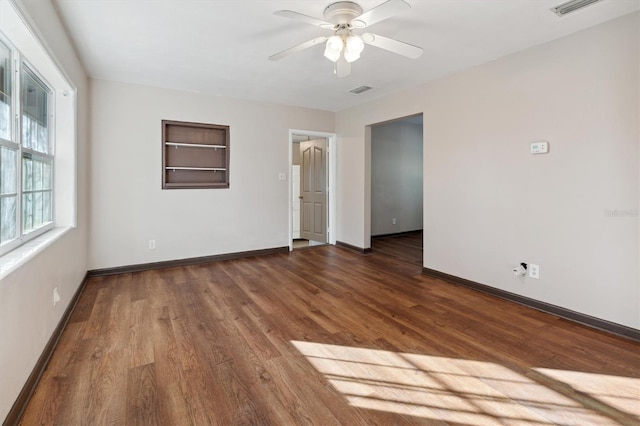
[349,85,372,94]
[551,0,604,17]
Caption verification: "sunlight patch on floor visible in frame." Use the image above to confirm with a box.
[534,368,640,418]
[291,341,639,425]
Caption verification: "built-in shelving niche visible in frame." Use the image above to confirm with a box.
[162,120,230,189]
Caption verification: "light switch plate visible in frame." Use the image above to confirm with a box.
[278,173,287,181]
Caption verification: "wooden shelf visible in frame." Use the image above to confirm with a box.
[162,120,230,189]
[165,142,226,149]
[165,167,226,171]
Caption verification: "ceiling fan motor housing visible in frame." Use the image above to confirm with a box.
[323,1,363,25]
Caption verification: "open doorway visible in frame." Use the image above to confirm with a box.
[368,114,424,265]
[289,130,337,251]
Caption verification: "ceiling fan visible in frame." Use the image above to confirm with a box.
[268,0,423,78]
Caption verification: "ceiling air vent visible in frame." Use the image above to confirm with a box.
[349,85,372,94]
[551,0,605,17]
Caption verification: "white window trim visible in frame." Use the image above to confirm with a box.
[0,38,56,257]
[0,226,70,279]
[0,0,77,276]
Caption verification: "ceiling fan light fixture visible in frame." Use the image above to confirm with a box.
[324,35,344,62]
[271,0,423,76]
[344,34,364,63]
[324,47,341,62]
[344,49,360,63]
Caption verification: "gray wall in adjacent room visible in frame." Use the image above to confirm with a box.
[371,118,423,236]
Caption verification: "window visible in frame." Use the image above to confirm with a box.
[0,35,54,255]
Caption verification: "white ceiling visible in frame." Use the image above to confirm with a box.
[54,0,639,112]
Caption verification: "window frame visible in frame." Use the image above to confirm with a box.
[0,33,55,257]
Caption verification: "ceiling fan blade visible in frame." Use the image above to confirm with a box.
[269,36,329,61]
[335,55,351,78]
[353,0,410,28]
[274,10,334,29]
[362,33,423,59]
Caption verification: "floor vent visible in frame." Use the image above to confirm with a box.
[349,85,372,94]
[551,0,604,17]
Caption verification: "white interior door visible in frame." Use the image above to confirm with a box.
[292,165,301,239]
[300,139,327,243]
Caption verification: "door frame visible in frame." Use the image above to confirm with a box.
[288,129,337,251]
[365,113,424,249]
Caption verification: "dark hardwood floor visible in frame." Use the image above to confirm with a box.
[372,230,423,266]
[20,239,639,425]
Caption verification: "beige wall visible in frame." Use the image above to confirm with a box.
[336,13,639,328]
[0,0,90,421]
[292,142,301,166]
[89,80,334,269]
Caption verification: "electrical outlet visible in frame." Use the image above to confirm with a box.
[148,239,156,250]
[278,172,287,181]
[392,218,397,225]
[528,264,539,279]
